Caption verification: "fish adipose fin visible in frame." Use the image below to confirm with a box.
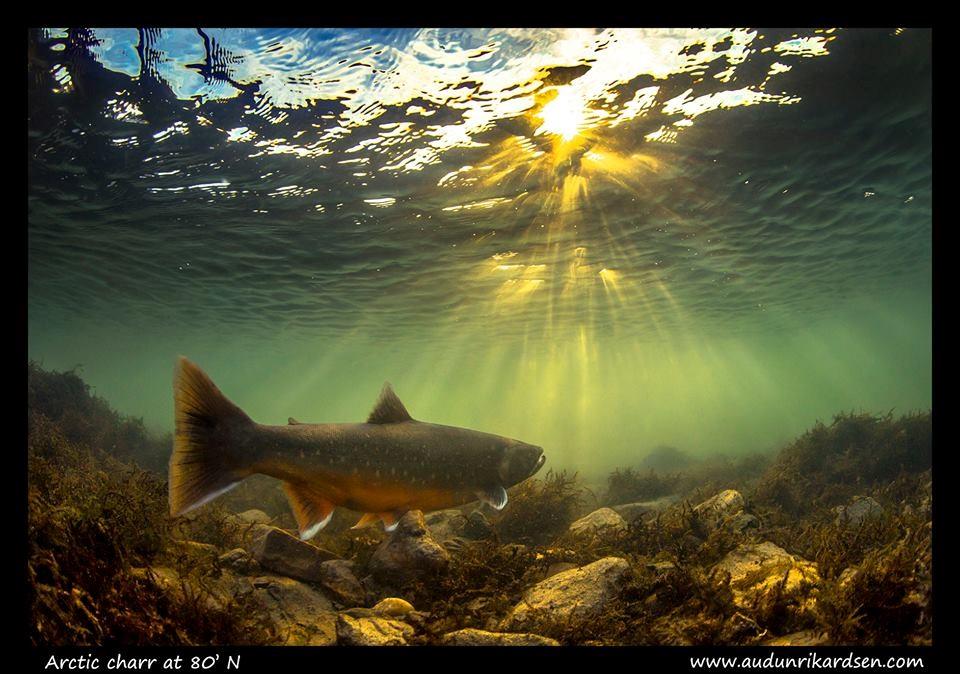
[367,383,413,424]
[476,485,509,510]
[283,482,335,540]
[169,357,253,517]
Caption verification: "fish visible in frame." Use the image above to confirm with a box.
[168,356,546,539]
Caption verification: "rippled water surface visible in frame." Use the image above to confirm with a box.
[28,28,931,474]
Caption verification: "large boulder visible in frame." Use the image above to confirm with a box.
[250,575,338,645]
[834,496,884,528]
[424,509,468,543]
[499,557,631,633]
[611,495,679,523]
[368,511,450,584]
[228,509,273,526]
[441,629,560,646]
[372,597,415,618]
[567,508,627,539]
[761,630,829,646]
[132,566,337,645]
[464,510,495,539]
[713,542,820,623]
[318,559,366,607]
[251,527,338,583]
[336,609,414,646]
[694,489,746,529]
[218,547,261,575]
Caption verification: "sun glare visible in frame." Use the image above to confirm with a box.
[536,87,588,141]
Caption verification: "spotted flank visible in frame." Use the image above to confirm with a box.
[168,357,547,536]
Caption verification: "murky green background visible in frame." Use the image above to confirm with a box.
[28,28,931,480]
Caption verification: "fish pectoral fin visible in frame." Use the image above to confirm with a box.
[352,513,380,529]
[282,481,334,540]
[380,511,406,532]
[476,485,509,511]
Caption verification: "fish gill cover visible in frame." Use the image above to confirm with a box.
[27,27,931,647]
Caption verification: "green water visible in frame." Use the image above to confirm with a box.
[28,28,931,481]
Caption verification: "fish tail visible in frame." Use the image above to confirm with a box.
[169,356,253,517]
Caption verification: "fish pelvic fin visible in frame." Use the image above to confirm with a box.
[169,356,253,517]
[282,482,335,540]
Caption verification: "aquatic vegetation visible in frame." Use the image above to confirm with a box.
[493,469,585,545]
[27,365,268,646]
[603,467,682,505]
[26,363,932,647]
[751,411,932,519]
[28,361,170,474]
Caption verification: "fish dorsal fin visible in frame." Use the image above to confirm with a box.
[288,417,302,425]
[367,383,413,424]
[282,481,335,540]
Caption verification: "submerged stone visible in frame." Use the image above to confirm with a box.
[713,541,820,622]
[372,597,415,617]
[499,557,631,632]
[251,527,339,583]
[336,612,414,646]
[441,628,560,646]
[250,575,338,645]
[834,496,884,527]
[424,509,469,543]
[368,510,450,584]
[694,489,746,528]
[567,508,628,539]
[319,559,366,607]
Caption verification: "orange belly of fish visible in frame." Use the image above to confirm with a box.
[321,472,464,513]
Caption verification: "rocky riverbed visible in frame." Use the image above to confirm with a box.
[27,362,932,646]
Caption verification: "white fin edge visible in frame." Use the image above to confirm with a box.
[300,510,334,540]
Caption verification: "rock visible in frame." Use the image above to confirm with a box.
[372,597,415,617]
[441,628,560,646]
[231,509,273,525]
[442,537,471,554]
[464,510,494,539]
[713,542,820,620]
[694,489,745,528]
[319,559,366,606]
[499,557,631,632]
[501,543,529,557]
[727,513,759,532]
[545,562,577,578]
[251,527,339,583]
[250,575,338,645]
[424,509,468,542]
[336,612,414,646]
[838,566,858,589]
[761,630,829,646]
[612,495,680,522]
[834,496,884,527]
[219,547,261,574]
[369,511,450,584]
[568,508,628,539]
[170,539,220,557]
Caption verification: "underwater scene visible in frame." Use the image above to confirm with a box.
[27,27,931,648]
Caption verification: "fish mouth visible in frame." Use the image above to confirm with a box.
[532,452,546,476]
